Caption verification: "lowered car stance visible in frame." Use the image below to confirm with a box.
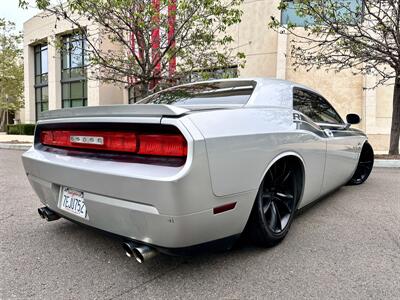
[22,78,374,263]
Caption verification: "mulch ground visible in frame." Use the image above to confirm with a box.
[375,154,400,160]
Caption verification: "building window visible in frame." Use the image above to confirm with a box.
[128,86,136,104]
[281,0,362,27]
[61,34,87,108]
[128,85,147,104]
[34,44,48,120]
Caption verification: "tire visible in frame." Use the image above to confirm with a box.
[347,142,374,185]
[247,157,302,247]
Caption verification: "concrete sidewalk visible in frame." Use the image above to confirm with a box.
[0,133,33,150]
[0,133,34,143]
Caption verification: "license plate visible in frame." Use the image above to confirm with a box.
[59,187,88,219]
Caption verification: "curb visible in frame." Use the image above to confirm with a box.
[0,143,32,151]
[374,159,400,168]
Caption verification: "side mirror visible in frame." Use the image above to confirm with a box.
[346,113,361,125]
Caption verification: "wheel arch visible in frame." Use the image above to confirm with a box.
[346,140,374,186]
[258,152,306,208]
[243,151,307,245]
[362,140,374,154]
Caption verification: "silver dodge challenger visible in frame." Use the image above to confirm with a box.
[22,78,374,263]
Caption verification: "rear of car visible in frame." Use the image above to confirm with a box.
[22,80,257,254]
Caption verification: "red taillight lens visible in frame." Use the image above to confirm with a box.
[138,134,187,157]
[40,130,137,153]
[40,130,187,157]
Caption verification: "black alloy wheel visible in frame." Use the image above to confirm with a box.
[247,158,301,247]
[347,142,374,185]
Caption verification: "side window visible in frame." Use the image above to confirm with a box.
[293,88,344,125]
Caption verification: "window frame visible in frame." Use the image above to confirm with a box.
[128,85,145,104]
[293,87,345,127]
[34,44,49,120]
[61,33,88,108]
[281,0,364,27]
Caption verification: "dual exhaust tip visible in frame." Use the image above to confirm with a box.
[38,207,60,221]
[122,241,158,263]
[38,206,157,263]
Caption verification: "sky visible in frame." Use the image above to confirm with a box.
[0,0,40,32]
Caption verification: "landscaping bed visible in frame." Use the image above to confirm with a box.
[375,154,400,160]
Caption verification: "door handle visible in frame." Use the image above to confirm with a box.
[324,128,334,138]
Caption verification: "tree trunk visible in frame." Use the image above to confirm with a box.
[0,109,6,132]
[389,77,400,155]
[137,81,150,102]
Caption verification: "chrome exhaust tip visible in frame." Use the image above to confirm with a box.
[38,207,60,222]
[122,242,158,263]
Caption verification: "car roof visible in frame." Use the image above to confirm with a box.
[160,77,321,108]
[140,78,322,109]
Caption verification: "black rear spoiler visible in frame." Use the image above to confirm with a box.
[38,104,189,120]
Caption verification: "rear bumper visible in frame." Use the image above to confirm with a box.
[22,145,255,248]
[43,208,241,256]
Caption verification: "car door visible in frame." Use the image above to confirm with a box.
[293,88,362,194]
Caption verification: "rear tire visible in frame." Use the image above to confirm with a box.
[247,157,302,247]
[347,142,374,185]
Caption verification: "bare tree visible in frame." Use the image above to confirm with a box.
[270,0,400,155]
[20,0,245,100]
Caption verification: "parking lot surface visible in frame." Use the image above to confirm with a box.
[1,149,399,299]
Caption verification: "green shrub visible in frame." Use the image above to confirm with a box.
[6,124,36,135]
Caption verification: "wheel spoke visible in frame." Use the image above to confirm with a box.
[261,159,298,234]
[276,192,294,200]
[262,198,272,214]
[280,214,290,229]
[359,164,371,175]
[363,165,372,172]
[275,195,293,214]
[269,201,281,232]
[275,160,287,184]
[281,169,292,184]
[262,191,273,199]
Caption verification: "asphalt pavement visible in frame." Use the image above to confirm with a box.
[1,149,399,299]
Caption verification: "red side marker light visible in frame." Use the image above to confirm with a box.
[213,202,237,214]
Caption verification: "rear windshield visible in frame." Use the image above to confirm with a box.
[138,81,256,106]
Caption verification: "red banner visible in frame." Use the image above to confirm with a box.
[129,1,177,89]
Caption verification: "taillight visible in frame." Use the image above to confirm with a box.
[138,134,187,157]
[40,130,187,157]
[40,130,137,153]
